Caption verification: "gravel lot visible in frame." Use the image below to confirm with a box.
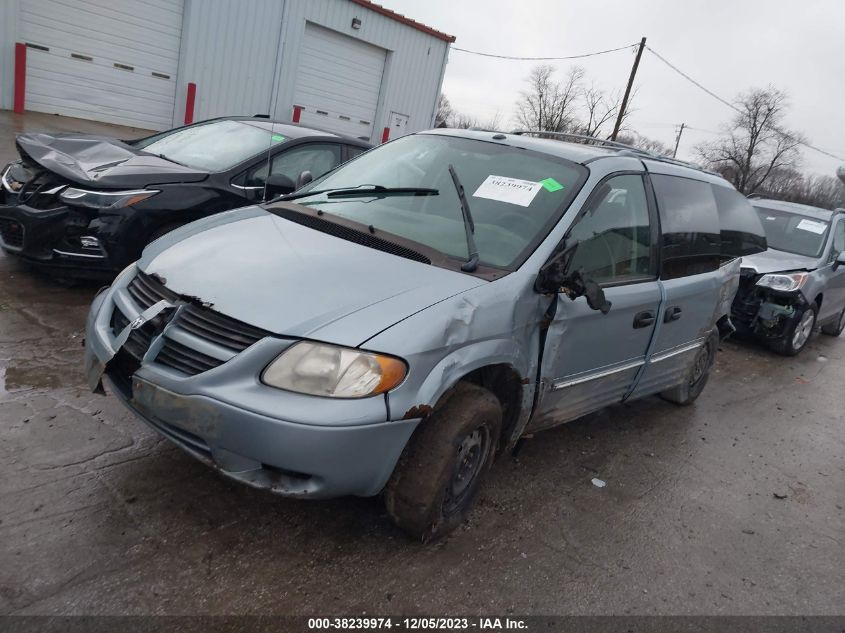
[1,112,843,616]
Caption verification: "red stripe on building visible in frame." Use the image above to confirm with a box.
[184,83,197,125]
[13,43,26,114]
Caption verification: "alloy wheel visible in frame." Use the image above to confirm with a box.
[792,309,815,351]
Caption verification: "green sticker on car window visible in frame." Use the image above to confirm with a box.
[272,134,284,142]
[540,177,564,192]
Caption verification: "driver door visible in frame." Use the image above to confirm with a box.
[530,173,661,431]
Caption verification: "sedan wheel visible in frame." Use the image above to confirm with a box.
[772,303,817,356]
[791,309,815,350]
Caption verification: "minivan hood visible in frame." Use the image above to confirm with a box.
[741,248,819,275]
[138,206,486,346]
[16,132,208,188]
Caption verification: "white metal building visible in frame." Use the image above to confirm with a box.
[0,0,454,141]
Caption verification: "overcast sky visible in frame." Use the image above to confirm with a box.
[387,0,845,176]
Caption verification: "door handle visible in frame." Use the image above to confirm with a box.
[664,306,683,322]
[633,310,655,328]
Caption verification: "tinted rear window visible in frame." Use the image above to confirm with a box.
[651,174,721,279]
[712,185,767,257]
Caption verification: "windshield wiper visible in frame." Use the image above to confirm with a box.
[280,185,438,201]
[148,152,187,167]
[448,164,479,272]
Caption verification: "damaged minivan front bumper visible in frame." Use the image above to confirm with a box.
[83,266,420,498]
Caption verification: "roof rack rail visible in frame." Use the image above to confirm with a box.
[510,129,721,177]
[511,130,643,152]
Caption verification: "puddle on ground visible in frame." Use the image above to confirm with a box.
[3,363,76,391]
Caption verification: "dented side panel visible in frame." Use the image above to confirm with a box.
[528,281,662,432]
[365,271,542,435]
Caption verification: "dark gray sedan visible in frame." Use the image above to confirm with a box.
[732,199,845,355]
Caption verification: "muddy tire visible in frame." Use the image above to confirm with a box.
[659,332,717,406]
[770,302,817,356]
[385,382,502,542]
[821,307,845,337]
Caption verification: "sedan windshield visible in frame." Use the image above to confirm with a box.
[755,207,830,258]
[134,120,284,171]
[290,134,587,269]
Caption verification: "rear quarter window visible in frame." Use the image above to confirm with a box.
[651,174,721,279]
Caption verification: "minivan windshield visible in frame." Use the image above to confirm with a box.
[754,207,830,258]
[135,120,284,171]
[289,134,587,269]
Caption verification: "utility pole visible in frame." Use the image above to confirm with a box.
[672,123,686,158]
[610,37,646,141]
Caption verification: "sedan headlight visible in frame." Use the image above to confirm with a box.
[756,272,809,292]
[59,187,159,209]
[262,341,407,398]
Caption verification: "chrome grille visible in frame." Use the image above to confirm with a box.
[178,304,269,351]
[156,338,223,375]
[127,271,179,308]
[116,271,270,376]
[110,306,155,361]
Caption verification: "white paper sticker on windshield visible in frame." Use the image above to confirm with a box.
[796,218,827,234]
[472,175,542,207]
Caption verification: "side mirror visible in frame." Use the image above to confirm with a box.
[535,241,579,295]
[264,173,296,200]
[834,252,845,271]
[535,241,612,314]
[295,170,313,190]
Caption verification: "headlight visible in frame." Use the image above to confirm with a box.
[756,272,809,292]
[262,341,407,398]
[59,187,159,209]
[1,162,26,193]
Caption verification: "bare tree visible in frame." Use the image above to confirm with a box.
[451,112,478,129]
[578,85,635,138]
[451,111,503,130]
[755,167,845,209]
[696,87,804,194]
[616,132,672,156]
[435,93,453,128]
[514,65,584,133]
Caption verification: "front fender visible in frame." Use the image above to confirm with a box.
[386,338,536,422]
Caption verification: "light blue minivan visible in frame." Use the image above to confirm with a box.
[84,130,766,540]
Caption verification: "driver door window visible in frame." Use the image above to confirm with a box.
[566,174,655,284]
[245,143,342,187]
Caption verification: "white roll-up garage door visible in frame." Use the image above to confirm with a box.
[20,0,184,131]
[292,23,387,141]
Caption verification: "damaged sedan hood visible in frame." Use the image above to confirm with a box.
[138,206,486,346]
[16,132,208,188]
[741,248,820,275]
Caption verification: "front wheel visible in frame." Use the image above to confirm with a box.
[771,303,817,356]
[385,382,502,542]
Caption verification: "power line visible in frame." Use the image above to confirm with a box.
[644,45,845,162]
[450,42,638,61]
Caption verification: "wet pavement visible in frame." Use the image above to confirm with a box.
[1,113,844,616]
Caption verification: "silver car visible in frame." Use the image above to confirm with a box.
[84,130,765,540]
[731,199,845,355]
